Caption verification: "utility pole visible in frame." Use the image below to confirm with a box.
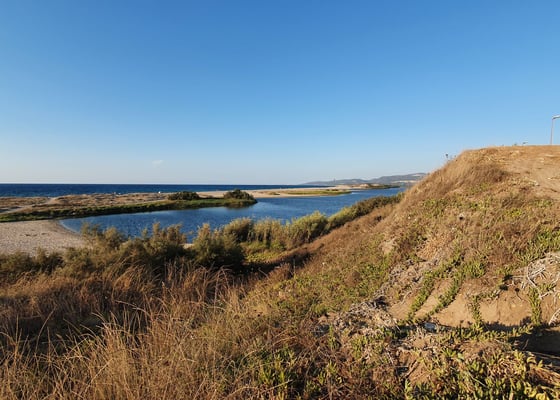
[551,115,560,145]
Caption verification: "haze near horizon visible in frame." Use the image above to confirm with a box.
[1,1,559,184]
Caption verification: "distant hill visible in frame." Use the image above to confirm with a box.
[304,173,427,186]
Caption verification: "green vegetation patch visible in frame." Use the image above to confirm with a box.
[167,190,200,201]
[0,191,257,222]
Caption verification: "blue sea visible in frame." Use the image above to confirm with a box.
[0,183,318,198]
[0,184,404,240]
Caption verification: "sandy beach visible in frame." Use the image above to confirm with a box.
[0,220,85,255]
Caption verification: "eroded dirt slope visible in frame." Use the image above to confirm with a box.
[378,146,560,328]
[305,145,560,344]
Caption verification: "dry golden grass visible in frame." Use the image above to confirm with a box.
[2,146,560,398]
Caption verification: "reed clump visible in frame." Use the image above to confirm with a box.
[221,194,402,254]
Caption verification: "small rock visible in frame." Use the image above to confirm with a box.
[424,322,437,332]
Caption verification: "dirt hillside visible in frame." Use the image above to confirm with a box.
[377,146,560,328]
[305,146,560,353]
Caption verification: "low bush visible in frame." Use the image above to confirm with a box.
[58,223,189,278]
[223,217,254,242]
[223,189,255,201]
[81,223,127,250]
[168,191,201,201]
[287,211,328,248]
[250,218,287,249]
[0,250,63,283]
[191,223,244,270]
[137,223,188,275]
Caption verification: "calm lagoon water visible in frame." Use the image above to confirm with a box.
[60,188,403,241]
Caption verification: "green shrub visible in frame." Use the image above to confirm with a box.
[66,223,188,278]
[327,206,356,230]
[168,191,201,201]
[191,224,244,269]
[33,249,64,274]
[288,211,328,248]
[139,224,187,273]
[0,249,65,282]
[223,218,254,242]
[81,223,127,250]
[250,218,287,248]
[62,247,98,277]
[0,252,39,281]
[223,189,255,201]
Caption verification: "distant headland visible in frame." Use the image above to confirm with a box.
[303,173,427,187]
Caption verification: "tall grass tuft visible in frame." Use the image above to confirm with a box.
[192,223,244,270]
[287,211,328,248]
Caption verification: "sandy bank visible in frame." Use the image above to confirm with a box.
[197,186,351,198]
[0,220,86,255]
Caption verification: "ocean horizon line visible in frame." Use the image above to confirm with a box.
[0,182,309,186]
[0,183,327,198]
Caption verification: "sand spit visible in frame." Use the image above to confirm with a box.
[0,220,85,255]
[198,186,351,198]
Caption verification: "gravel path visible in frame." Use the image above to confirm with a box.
[0,220,85,255]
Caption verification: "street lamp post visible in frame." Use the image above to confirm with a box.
[551,115,560,145]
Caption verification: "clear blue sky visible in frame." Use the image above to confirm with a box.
[1,1,559,184]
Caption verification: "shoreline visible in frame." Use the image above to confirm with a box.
[0,186,360,223]
[0,220,86,255]
[0,186,395,255]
